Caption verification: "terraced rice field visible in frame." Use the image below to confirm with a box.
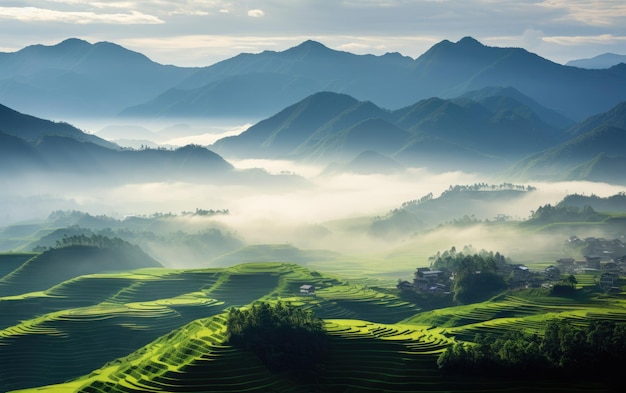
[2,263,625,392]
[0,254,36,279]
[0,262,422,391]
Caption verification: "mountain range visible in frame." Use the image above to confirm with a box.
[0,38,195,118]
[2,37,626,122]
[0,103,235,182]
[206,83,626,182]
[210,88,569,173]
[3,85,625,183]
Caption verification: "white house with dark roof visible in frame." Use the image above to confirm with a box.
[299,284,315,295]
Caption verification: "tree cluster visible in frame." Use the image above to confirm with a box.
[441,183,536,197]
[437,320,626,381]
[528,204,602,223]
[550,274,578,296]
[225,302,328,374]
[54,234,136,250]
[428,246,508,304]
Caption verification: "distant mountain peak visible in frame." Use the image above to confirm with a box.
[57,37,91,47]
[566,52,626,69]
[283,40,333,56]
[457,36,483,47]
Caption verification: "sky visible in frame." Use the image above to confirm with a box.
[0,1,625,67]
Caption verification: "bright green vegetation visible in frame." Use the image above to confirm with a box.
[0,240,161,297]
[0,259,623,392]
[0,262,419,392]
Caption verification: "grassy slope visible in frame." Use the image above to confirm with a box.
[0,262,417,392]
[0,253,37,278]
[2,263,623,392]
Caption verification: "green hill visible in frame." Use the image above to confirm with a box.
[0,262,419,391]
[0,242,161,297]
[0,253,36,278]
[4,262,623,393]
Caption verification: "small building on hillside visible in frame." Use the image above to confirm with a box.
[585,256,602,269]
[600,273,619,288]
[512,265,531,282]
[299,284,315,295]
[603,262,621,274]
[545,265,561,281]
[422,270,444,280]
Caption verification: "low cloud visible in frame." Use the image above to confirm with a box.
[543,34,626,46]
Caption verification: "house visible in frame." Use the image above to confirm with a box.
[299,285,315,295]
[396,280,413,291]
[422,270,443,280]
[557,258,575,266]
[414,278,430,291]
[585,256,602,269]
[512,265,532,282]
[556,258,576,273]
[603,262,621,274]
[416,267,431,277]
[545,265,561,281]
[599,273,619,288]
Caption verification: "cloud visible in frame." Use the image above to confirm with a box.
[247,9,264,18]
[543,34,626,46]
[521,28,544,49]
[0,6,163,24]
[537,0,626,26]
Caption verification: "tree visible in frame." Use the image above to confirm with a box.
[225,302,328,374]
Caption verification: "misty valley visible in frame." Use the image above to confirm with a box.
[1,37,626,392]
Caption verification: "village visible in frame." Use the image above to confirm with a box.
[397,236,626,297]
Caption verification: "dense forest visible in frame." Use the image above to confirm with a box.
[438,320,626,384]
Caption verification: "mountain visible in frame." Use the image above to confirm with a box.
[211,92,362,158]
[0,102,116,148]
[565,101,626,138]
[0,103,236,180]
[369,183,536,236]
[31,137,234,180]
[0,38,195,118]
[121,40,416,119]
[506,102,626,183]
[566,53,626,69]
[122,37,626,122]
[460,86,574,129]
[392,96,563,157]
[303,118,410,162]
[409,37,626,120]
[211,90,564,173]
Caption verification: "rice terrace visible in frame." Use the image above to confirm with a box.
[3,1,626,391]
[2,230,626,392]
